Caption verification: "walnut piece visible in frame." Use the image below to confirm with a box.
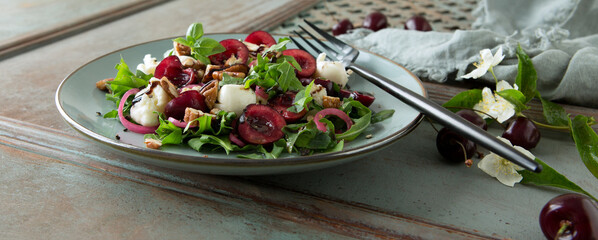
[173,42,191,56]
[95,78,114,91]
[158,77,179,99]
[322,96,342,109]
[199,80,219,109]
[144,138,162,149]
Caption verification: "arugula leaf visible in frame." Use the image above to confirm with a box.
[569,115,598,180]
[515,44,537,103]
[220,72,245,86]
[497,89,529,112]
[102,110,118,119]
[106,58,149,105]
[342,99,371,119]
[371,109,395,124]
[277,61,303,92]
[538,94,569,126]
[442,89,483,112]
[154,115,183,145]
[188,135,235,154]
[288,80,314,112]
[239,139,286,159]
[278,55,302,71]
[519,158,596,201]
[336,112,371,141]
[262,38,291,55]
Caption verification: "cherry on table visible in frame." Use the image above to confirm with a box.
[332,19,354,36]
[404,15,433,31]
[363,12,388,31]
[502,116,540,149]
[436,127,476,163]
[456,109,487,130]
[539,193,598,240]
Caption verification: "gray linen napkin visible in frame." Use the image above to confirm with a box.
[337,0,598,108]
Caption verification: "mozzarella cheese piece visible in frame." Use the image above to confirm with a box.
[310,84,327,106]
[214,84,257,116]
[130,79,174,126]
[136,54,159,75]
[315,53,349,88]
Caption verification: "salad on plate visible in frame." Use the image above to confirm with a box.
[96,23,394,159]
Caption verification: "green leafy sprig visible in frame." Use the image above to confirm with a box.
[172,23,225,65]
[444,44,598,199]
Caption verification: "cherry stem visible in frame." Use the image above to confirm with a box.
[425,116,441,133]
[555,220,571,240]
[455,140,469,163]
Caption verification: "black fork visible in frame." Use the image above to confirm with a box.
[291,20,541,173]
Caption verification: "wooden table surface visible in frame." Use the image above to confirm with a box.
[2,0,597,239]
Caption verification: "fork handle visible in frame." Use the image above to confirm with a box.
[348,63,542,173]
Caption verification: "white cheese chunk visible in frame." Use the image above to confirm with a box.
[130,80,174,127]
[214,84,257,116]
[136,54,159,75]
[310,84,327,106]
[315,53,349,88]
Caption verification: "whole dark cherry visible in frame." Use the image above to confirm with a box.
[539,193,598,240]
[502,116,540,149]
[362,12,388,31]
[332,19,354,36]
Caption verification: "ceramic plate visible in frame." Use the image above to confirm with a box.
[55,34,426,175]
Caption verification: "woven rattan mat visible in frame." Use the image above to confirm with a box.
[269,0,478,34]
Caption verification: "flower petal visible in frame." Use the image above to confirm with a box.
[490,46,505,67]
[495,168,523,187]
[461,67,488,79]
[496,80,513,91]
[478,153,501,178]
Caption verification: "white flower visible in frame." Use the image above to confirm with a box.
[473,80,517,123]
[478,137,535,187]
[461,46,504,79]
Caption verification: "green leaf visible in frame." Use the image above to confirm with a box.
[154,115,183,145]
[106,58,149,105]
[336,112,371,141]
[515,44,537,103]
[195,37,225,56]
[276,61,303,92]
[173,37,192,47]
[442,89,483,112]
[289,80,314,112]
[188,135,234,154]
[263,39,291,55]
[278,55,302,71]
[519,158,596,201]
[102,110,118,119]
[342,99,371,119]
[569,115,598,180]
[497,89,529,112]
[371,109,395,124]
[538,95,569,126]
[220,73,245,86]
[186,23,204,40]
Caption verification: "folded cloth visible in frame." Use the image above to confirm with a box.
[337,0,598,108]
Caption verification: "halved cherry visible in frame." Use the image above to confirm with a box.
[237,104,286,145]
[164,90,207,120]
[154,55,189,87]
[269,91,307,123]
[208,39,249,65]
[338,89,375,107]
[282,49,316,78]
[245,31,276,47]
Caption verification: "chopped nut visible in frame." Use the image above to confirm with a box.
[202,64,223,83]
[209,108,221,115]
[243,41,261,52]
[224,55,244,67]
[184,108,205,127]
[180,56,206,70]
[199,80,219,109]
[365,134,373,139]
[96,78,114,91]
[144,138,162,149]
[173,42,191,56]
[212,71,246,80]
[158,77,179,99]
[322,96,342,109]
